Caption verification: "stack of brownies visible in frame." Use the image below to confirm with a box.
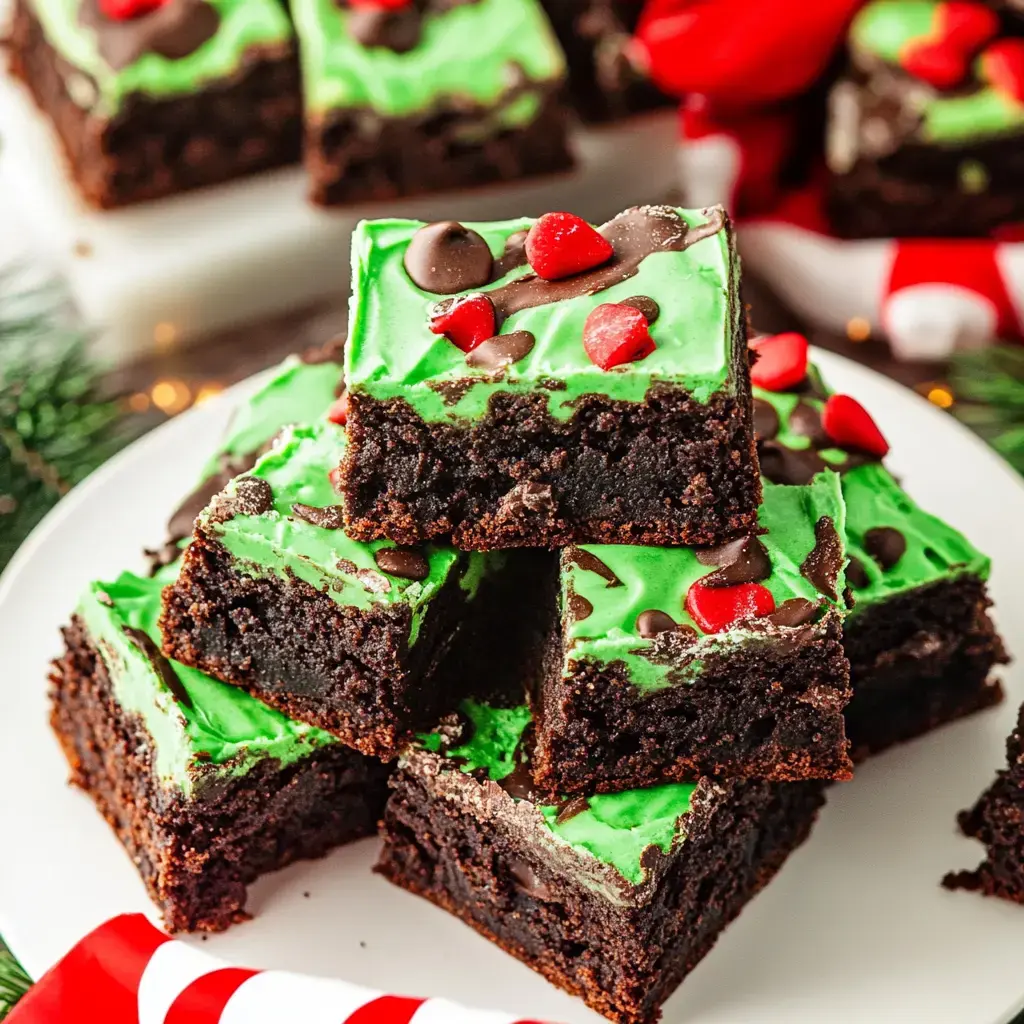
[51,204,1006,1023]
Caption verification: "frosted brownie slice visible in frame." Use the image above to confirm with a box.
[378,699,825,1024]
[341,205,760,549]
[51,560,389,933]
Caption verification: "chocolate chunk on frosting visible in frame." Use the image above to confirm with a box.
[374,547,430,580]
[635,609,677,637]
[210,476,274,523]
[864,526,907,570]
[695,535,771,588]
[619,295,660,324]
[123,626,193,709]
[800,516,843,601]
[292,503,345,530]
[555,795,590,824]
[845,556,870,589]
[465,331,536,370]
[765,598,820,628]
[789,401,829,447]
[752,398,780,441]
[567,591,594,623]
[565,546,622,587]
[759,441,828,486]
[403,221,493,294]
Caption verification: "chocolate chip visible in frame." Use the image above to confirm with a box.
[766,598,819,627]
[758,441,827,486]
[564,546,622,587]
[465,331,536,371]
[619,295,660,324]
[695,535,772,587]
[499,760,538,802]
[864,526,906,570]
[509,859,555,901]
[123,627,193,709]
[292,503,345,530]
[800,517,843,601]
[568,591,593,623]
[555,795,590,824]
[753,398,780,441]
[636,609,677,637]
[403,221,493,294]
[846,555,870,589]
[347,7,421,52]
[374,547,430,580]
[790,401,829,447]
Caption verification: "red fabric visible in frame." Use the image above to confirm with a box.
[7,915,170,1024]
[635,0,863,108]
[163,968,259,1024]
[344,995,426,1024]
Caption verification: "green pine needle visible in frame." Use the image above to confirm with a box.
[0,944,30,1020]
[950,345,1024,475]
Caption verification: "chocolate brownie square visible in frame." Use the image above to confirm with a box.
[530,474,853,799]
[50,561,390,933]
[291,0,573,206]
[377,699,826,1024]
[752,361,1006,761]
[9,0,301,209]
[340,205,761,550]
[827,0,1024,238]
[161,419,547,758]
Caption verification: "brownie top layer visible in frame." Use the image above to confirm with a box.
[78,560,337,796]
[418,699,697,888]
[753,366,990,614]
[30,0,293,115]
[293,0,565,116]
[199,420,497,633]
[562,474,847,690]
[345,206,738,424]
[847,0,1024,144]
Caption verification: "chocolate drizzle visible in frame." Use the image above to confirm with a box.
[695,535,771,588]
[374,547,430,581]
[292,503,345,530]
[123,627,193,709]
[864,526,906,570]
[564,546,622,587]
[465,331,536,370]
[80,0,220,72]
[800,517,843,601]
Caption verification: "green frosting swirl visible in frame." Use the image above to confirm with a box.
[344,209,736,425]
[30,0,293,114]
[292,0,564,117]
[77,560,337,798]
[563,474,847,691]
[420,700,696,886]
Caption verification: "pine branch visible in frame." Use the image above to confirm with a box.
[950,345,1024,475]
[0,944,30,1020]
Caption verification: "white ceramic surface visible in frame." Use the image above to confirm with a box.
[1,350,1024,1023]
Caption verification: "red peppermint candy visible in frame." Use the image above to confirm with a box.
[685,579,776,634]
[429,294,496,353]
[981,39,1024,105]
[98,0,167,17]
[821,394,890,459]
[525,212,614,282]
[938,2,999,51]
[582,303,655,370]
[327,394,349,425]
[901,40,968,89]
[749,332,809,391]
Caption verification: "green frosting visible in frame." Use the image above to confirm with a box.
[345,210,737,425]
[205,420,493,642]
[291,0,564,117]
[421,700,696,886]
[850,0,937,61]
[562,474,847,691]
[31,0,292,114]
[753,371,989,614]
[77,560,336,798]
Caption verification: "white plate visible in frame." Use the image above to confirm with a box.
[2,350,1024,1024]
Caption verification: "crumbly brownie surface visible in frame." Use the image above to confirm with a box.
[532,475,853,797]
[378,701,825,1024]
[341,206,760,549]
[10,0,300,208]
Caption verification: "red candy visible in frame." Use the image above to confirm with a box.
[901,40,968,89]
[429,294,496,353]
[98,0,167,17]
[348,0,412,7]
[749,332,809,391]
[525,212,614,282]
[685,580,776,634]
[328,466,345,493]
[821,394,890,459]
[582,303,655,370]
[327,394,349,425]
[938,2,999,50]
[981,39,1024,105]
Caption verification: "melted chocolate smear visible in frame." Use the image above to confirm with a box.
[752,398,780,441]
[491,230,530,280]
[800,517,843,601]
[564,546,622,587]
[790,401,829,447]
[846,555,870,589]
[695,535,772,587]
[465,330,535,371]
[619,295,660,325]
[509,859,555,901]
[636,609,677,638]
[766,598,819,628]
[758,441,827,486]
[864,526,906,570]
[555,795,590,824]
[374,547,430,581]
[404,221,493,294]
[123,627,193,709]
[167,453,257,543]
[292,503,345,530]
[80,0,220,72]
[486,206,711,324]
[567,591,593,623]
[347,7,421,52]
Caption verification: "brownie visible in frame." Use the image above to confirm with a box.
[752,360,1006,761]
[291,0,573,206]
[340,206,761,550]
[530,474,853,799]
[8,0,302,209]
[827,0,1024,238]
[161,419,549,758]
[377,699,826,1024]
[50,561,390,933]
[944,702,1024,904]
[538,0,670,122]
